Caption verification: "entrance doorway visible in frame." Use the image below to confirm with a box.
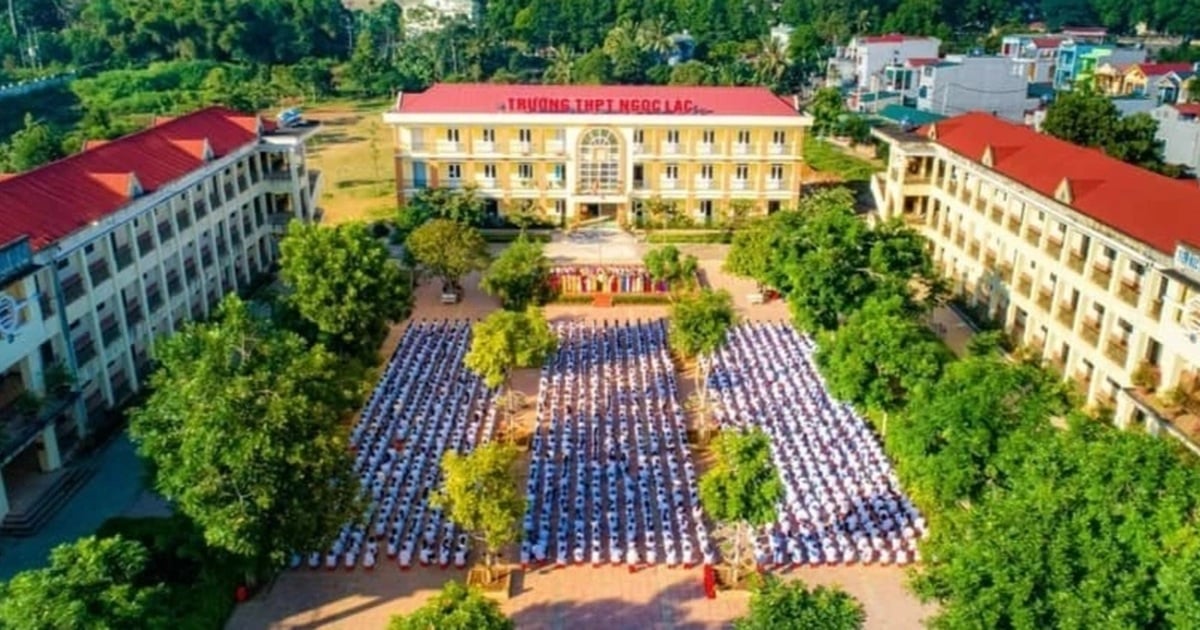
[581,203,619,220]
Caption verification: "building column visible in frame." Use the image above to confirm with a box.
[1114,392,1135,430]
[38,425,62,472]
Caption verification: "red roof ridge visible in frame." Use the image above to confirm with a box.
[0,105,263,251]
[81,139,109,151]
[920,111,1200,256]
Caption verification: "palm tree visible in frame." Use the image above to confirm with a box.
[753,36,789,91]
[636,17,674,61]
[602,19,639,59]
[543,46,576,84]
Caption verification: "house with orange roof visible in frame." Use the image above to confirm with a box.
[1120,62,1197,101]
[0,107,321,522]
[872,112,1200,452]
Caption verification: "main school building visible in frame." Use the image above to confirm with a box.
[0,107,321,521]
[873,113,1200,452]
[383,84,811,224]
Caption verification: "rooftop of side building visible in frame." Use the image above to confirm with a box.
[880,112,1200,256]
[0,107,311,254]
[389,83,803,117]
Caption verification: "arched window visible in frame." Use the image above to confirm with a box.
[577,128,621,193]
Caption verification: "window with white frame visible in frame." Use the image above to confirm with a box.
[702,129,715,143]
[446,128,460,142]
[735,164,749,180]
[519,128,532,142]
[666,129,680,143]
[518,163,534,179]
[699,164,714,179]
[633,129,645,144]
[483,163,497,179]
[769,164,784,180]
[772,130,786,145]
[577,128,621,192]
[664,164,679,180]
[447,163,462,180]
[736,130,751,144]
[482,128,495,142]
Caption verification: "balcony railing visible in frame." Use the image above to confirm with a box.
[1006,216,1021,234]
[694,178,713,190]
[1036,288,1053,311]
[509,140,531,154]
[661,142,680,154]
[88,260,111,286]
[438,140,462,153]
[1080,318,1100,345]
[659,178,679,190]
[1073,370,1092,393]
[1049,353,1066,373]
[1104,338,1129,367]
[1046,237,1063,258]
[114,245,133,270]
[193,202,207,220]
[967,240,981,259]
[983,250,998,269]
[998,260,1014,278]
[731,179,749,191]
[137,234,156,257]
[547,139,565,154]
[940,224,952,239]
[1090,263,1113,288]
[1016,273,1033,297]
[1150,298,1164,320]
[1056,303,1076,328]
[475,140,495,153]
[953,232,967,249]
[697,142,714,155]
[733,143,751,155]
[101,318,122,347]
[1117,279,1140,306]
[74,339,96,366]
[62,276,85,305]
[766,178,784,191]
[147,288,163,312]
[768,143,787,155]
[176,212,191,231]
[1024,227,1042,247]
[475,176,496,188]
[125,303,143,326]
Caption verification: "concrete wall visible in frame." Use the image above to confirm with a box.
[918,57,1030,122]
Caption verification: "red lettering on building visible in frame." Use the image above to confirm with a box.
[505,95,698,114]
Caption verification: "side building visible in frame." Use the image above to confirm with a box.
[872,113,1200,452]
[0,107,321,519]
[383,84,811,224]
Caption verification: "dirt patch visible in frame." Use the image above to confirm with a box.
[304,99,396,226]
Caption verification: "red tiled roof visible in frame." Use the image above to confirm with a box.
[394,83,800,117]
[859,34,933,44]
[923,112,1200,255]
[0,106,262,252]
[1032,37,1066,48]
[906,58,941,67]
[1133,63,1195,77]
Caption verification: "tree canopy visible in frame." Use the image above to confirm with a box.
[643,245,699,295]
[699,428,782,583]
[464,306,557,432]
[669,288,737,432]
[1042,88,1167,173]
[815,294,950,414]
[129,296,359,566]
[406,219,491,289]
[433,442,526,574]
[735,576,866,630]
[0,113,63,172]
[0,536,168,629]
[480,235,552,310]
[388,580,513,630]
[279,221,411,357]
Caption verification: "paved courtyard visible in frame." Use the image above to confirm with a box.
[227,233,934,629]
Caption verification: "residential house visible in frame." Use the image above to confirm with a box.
[1000,34,1068,83]
[1121,63,1196,101]
[1151,103,1200,173]
[827,34,940,94]
[915,56,1038,123]
[1054,41,1146,91]
[1156,67,1199,105]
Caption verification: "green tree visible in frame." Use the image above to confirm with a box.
[668,60,714,85]
[280,221,412,357]
[406,219,491,290]
[1,113,62,172]
[699,429,782,585]
[735,576,866,630]
[130,296,359,568]
[808,87,846,137]
[388,580,513,630]
[1043,88,1166,172]
[915,418,1200,629]
[480,235,551,310]
[1189,78,1200,103]
[0,536,168,629]
[669,288,736,434]
[815,295,950,414]
[464,306,557,433]
[888,355,1068,509]
[643,245,699,296]
[573,48,613,84]
[404,186,488,228]
[432,442,525,579]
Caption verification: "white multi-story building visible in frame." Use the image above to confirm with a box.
[827,34,941,93]
[872,112,1200,453]
[0,107,321,519]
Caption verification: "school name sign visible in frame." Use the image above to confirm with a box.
[503,97,701,115]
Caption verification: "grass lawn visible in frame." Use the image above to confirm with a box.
[802,135,882,183]
[304,98,397,226]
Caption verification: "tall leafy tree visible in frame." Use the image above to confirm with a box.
[643,244,699,296]
[1,113,62,172]
[464,306,557,433]
[406,219,491,290]
[888,355,1069,509]
[808,88,846,138]
[280,221,411,357]
[735,577,866,630]
[388,580,513,630]
[816,294,950,414]
[0,536,168,629]
[433,443,526,580]
[480,235,551,310]
[1043,88,1166,172]
[699,429,782,585]
[130,296,359,568]
[669,288,737,434]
